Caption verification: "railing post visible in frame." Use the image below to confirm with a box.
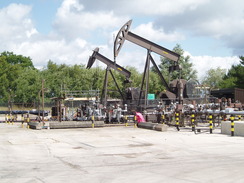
[230,114,235,136]
[175,112,180,131]
[209,114,213,134]
[191,113,195,131]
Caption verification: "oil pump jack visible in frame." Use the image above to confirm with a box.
[86,47,131,107]
[114,20,187,107]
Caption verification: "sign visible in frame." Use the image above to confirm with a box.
[147,94,155,100]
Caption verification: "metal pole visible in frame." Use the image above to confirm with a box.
[38,90,41,122]
[101,68,109,107]
[138,56,149,106]
[59,100,62,122]
[42,79,45,122]
[145,50,150,108]
[109,70,125,101]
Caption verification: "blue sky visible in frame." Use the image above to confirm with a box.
[1,0,62,33]
[0,0,243,80]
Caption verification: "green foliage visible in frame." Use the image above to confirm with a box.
[202,67,226,89]
[219,56,244,89]
[0,47,200,104]
[219,77,237,89]
[14,68,41,103]
[126,66,142,87]
[41,61,105,98]
[1,51,34,68]
[0,52,35,102]
[148,71,165,95]
[158,44,198,81]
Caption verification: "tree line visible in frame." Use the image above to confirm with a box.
[0,45,243,104]
[202,56,244,89]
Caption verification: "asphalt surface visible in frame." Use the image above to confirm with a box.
[1,123,244,183]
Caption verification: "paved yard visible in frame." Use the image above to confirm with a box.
[1,123,244,183]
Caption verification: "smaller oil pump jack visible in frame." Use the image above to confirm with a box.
[86,47,131,107]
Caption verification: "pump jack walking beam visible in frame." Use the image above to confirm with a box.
[114,20,180,62]
[87,47,131,78]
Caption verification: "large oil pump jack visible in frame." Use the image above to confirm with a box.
[86,47,131,107]
[114,20,186,107]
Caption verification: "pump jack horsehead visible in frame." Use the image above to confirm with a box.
[114,20,188,105]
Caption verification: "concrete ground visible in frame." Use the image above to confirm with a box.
[1,123,244,183]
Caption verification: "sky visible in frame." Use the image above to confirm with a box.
[0,0,243,81]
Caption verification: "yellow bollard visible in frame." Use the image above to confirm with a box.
[11,115,14,125]
[238,115,241,121]
[161,114,165,124]
[175,112,180,131]
[7,114,10,124]
[21,114,24,122]
[91,115,95,128]
[191,113,195,131]
[209,114,213,134]
[125,115,128,127]
[134,115,137,128]
[230,114,235,136]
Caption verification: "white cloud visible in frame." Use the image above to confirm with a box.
[155,0,244,55]
[132,22,185,42]
[127,0,209,15]
[80,0,209,16]
[0,3,37,42]
[188,53,240,81]
[0,1,118,69]
[13,38,95,68]
[53,0,128,40]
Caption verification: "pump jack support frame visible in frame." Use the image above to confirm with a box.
[87,48,131,107]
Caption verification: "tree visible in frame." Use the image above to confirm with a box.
[0,52,35,103]
[219,56,244,89]
[1,51,34,68]
[240,56,244,65]
[202,67,226,89]
[157,44,198,82]
[41,61,106,99]
[125,66,142,87]
[14,68,41,103]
